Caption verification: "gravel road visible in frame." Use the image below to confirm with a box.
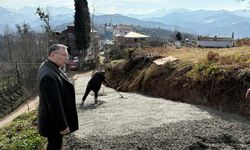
[63,72,250,150]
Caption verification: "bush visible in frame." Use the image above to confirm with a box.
[81,59,96,71]
[187,60,224,80]
[235,38,250,47]
[207,51,219,62]
[109,47,126,60]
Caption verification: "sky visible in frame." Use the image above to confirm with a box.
[0,0,249,14]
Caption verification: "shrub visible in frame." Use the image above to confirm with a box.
[81,59,96,71]
[188,60,221,80]
[207,51,219,62]
[109,46,126,60]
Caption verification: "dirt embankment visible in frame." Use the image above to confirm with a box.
[106,49,250,117]
[63,71,250,150]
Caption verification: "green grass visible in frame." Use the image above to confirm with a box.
[0,110,46,150]
[144,45,250,63]
[186,51,250,80]
[141,46,250,80]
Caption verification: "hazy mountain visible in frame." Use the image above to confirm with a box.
[126,8,191,19]
[233,9,250,18]
[94,14,185,31]
[16,6,37,17]
[0,7,32,33]
[143,9,250,38]
[44,6,74,16]
[0,7,28,25]
[205,22,250,37]
[1,6,250,38]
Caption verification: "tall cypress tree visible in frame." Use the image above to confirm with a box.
[74,0,91,57]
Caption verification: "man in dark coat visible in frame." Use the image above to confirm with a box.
[81,71,106,106]
[37,44,78,150]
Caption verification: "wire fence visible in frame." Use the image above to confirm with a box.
[0,62,40,118]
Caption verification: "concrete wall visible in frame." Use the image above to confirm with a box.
[197,40,233,48]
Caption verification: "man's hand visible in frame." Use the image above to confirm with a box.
[60,127,70,135]
[245,88,250,100]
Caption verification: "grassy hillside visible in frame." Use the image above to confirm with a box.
[107,45,250,116]
[139,46,250,63]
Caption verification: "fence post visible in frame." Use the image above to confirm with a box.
[7,80,13,111]
[15,62,20,84]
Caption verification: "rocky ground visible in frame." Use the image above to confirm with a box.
[64,116,250,150]
[63,72,250,150]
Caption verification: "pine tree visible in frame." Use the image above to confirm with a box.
[74,0,91,57]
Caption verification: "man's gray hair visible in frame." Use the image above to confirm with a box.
[48,44,68,56]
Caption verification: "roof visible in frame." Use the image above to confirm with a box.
[124,31,149,38]
[62,26,74,33]
[91,29,97,33]
[115,34,124,37]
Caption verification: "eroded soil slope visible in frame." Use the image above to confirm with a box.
[106,48,250,116]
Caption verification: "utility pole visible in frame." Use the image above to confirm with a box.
[91,3,100,71]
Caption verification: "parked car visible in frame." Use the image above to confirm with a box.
[67,56,80,71]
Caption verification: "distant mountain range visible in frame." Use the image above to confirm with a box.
[1,6,250,38]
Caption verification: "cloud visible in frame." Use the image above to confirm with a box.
[0,0,38,9]
[0,0,247,13]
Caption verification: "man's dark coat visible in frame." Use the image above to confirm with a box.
[37,60,78,137]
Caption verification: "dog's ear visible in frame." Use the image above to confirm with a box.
[97,71,105,77]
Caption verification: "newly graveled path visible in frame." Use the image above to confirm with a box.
[64,72,250,149]
[73,72,212,137]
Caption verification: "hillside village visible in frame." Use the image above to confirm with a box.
[54,23,236,71]
[2,2,250,149]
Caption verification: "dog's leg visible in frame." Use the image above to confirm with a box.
[94,98,98,104]
[94,90,98,104]
[81,87,91,106]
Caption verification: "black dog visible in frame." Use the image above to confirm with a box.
[81,71,106,106]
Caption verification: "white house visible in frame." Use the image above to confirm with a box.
[113,24,134,37]
[124,31,149,48]
[114,31,150,48]
[197,33,234,48]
